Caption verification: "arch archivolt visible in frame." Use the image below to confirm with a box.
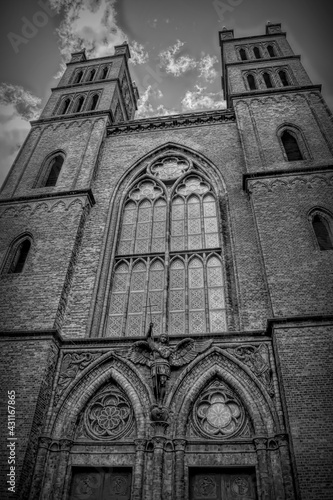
[167,347,280,437]
[46,353,153,440]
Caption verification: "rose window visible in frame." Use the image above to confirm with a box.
[193,386,245,438]
[85,386,133,440]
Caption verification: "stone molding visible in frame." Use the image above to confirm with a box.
[245,170,333,195]
[0,190,95,218]
[107,109,235,136]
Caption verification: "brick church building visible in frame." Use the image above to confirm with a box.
[0,22,332,500]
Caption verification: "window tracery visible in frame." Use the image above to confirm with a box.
[191,381,249,439]
[107,155,227,336]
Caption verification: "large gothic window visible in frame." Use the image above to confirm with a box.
[107,156,227,337]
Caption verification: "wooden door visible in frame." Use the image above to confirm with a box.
[69,467,132,500]
[190,469,257,500]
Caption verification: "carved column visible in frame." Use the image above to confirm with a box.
[163,441,174,500]
[143,441,154,500]
[277,434,296,500]
[29,436,52,500]
[40,440,61,499]
[267,438,285,500]
[152,436,166,500]
[51,439,73,500]
[133,439,147,500]
[254,437,270,500]
[174,439,187,500]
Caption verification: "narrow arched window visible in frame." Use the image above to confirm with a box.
[312,214,333,250]
[267,45,275,57]
[108,168,227,337]
[239,48,247,61]
[101,67,108,79]
[281,130,303,161]
[88,94,99,111]
[253,47,261,59]
[87,69,96,82]
[8,239,31,274]
[44,154,64,187]
[59,98,71,115]
[279,70,289,87]
[74,71,83,84]
[73,95,85,113]
[247,74,257,90]
[263,72,273,88]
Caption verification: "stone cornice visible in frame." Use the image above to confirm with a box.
[51,80,114,91]
[267,315,333,336]
[0,188,95,208]
[66,54,121,66]
[30,111,111,126]
[0,329,62,344]
[231,84,322,102]
[107,109,235,136]
[221,32,287,44]
[243,165,333,192]
[226,55,301,67]
[243,165,333,194]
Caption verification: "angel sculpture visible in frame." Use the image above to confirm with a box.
[123,323,213,405]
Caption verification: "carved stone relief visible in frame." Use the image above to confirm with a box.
[228,344,274,396]
[54,352,102,405]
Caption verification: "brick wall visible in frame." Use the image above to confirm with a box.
[273,324,333,500]
[0,336,59,500]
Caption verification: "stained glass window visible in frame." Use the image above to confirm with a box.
[169,259,186,335]
[107,170,227,337]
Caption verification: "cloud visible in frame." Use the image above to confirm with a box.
[136,86,176,118]
[159,41,218,82]
[52,0,154,77]
[0,104,32,188]
[198,55,219,83]
[0,84,42,187]
[130,41,149,65]
[181,85,226,112]
[0,83,41,121]
[159,40,197,77]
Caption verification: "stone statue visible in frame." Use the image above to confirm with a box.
[122,323,213,406]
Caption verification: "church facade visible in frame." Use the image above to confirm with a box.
[0,23,332,500]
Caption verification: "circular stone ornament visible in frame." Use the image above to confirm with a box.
[84,386,133,440]
[193,386,245,439]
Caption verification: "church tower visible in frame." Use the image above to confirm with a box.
[0,24,332,500]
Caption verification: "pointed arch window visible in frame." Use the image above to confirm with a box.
[239,48,247,61]
[281,130,303,161]
[108,168,227,337]
[247,74,257,90]
[87,69,96,82]
[253,47,261,59]
[312,214,333,250]
[263,72,274,89]
[74,70,83,84]
[88,94,99,111]
[279,70,289,87]
[73,95,85,113]
[5,238,31,274]
[43,154,64,187]
[59,98,71,115]
[267,45,275,57]
[101,66,109,79]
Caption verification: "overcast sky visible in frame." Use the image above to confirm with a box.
[0,0,332,186]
